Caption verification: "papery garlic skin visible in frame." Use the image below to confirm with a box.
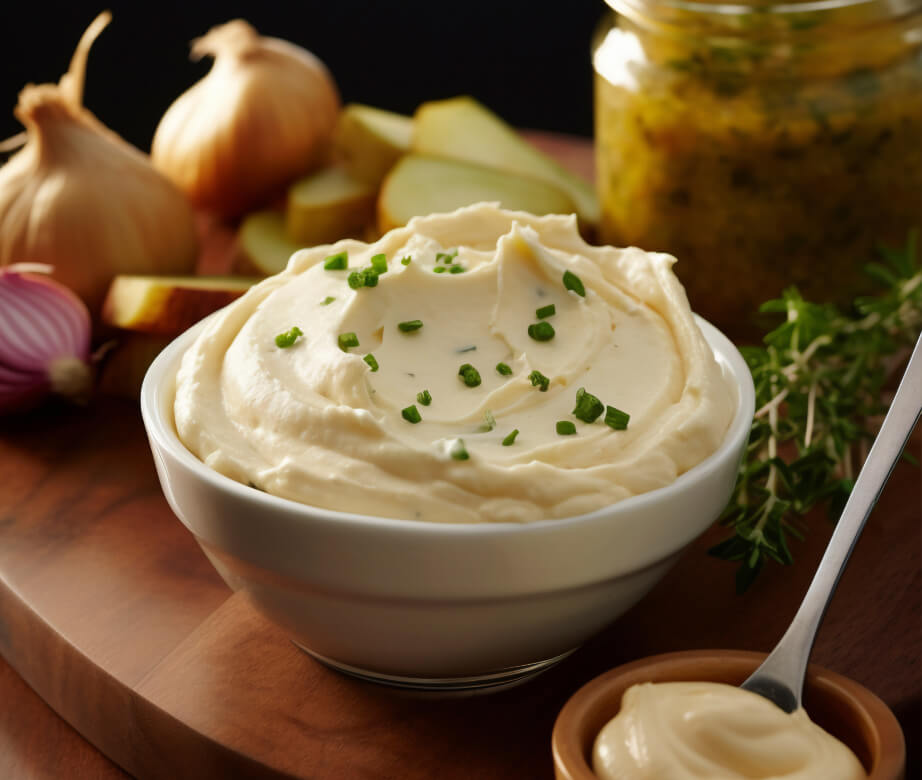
[0,14,198,316]
[152,20,340,218]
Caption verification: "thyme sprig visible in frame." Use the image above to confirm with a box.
[711,233,922,592]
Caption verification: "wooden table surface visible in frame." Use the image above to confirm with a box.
[0,136,919,779]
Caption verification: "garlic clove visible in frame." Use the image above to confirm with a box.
[151,20,340,218]
[0,13,199,318]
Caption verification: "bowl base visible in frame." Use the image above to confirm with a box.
[293,642,577,693]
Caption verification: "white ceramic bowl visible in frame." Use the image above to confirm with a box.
[141,316,754,691]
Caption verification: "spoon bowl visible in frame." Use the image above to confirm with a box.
[552,649,906,780]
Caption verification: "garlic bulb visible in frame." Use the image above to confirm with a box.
[0,264,93,414]
[0,13,199,316]
[151,20,340,218]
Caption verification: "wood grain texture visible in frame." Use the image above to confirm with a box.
[0,136,918,779]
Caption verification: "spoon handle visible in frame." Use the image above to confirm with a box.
[744,332,922,711]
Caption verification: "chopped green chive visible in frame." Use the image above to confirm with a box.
[402,405,422,424]
[400,256,412,265]
[502,429,519,446]
[458,363,482,387]
[436,249,458,264]
[274,326,302,348]
[338,332,359,351]
[528,370,550,392]
[563,270,585,297]
[363,353,379,372]
[320,296,336,305]
[556,420,577,435]
[398,319,423,333]
[528,321,555,342]
[324,252,348,270]
[448,265,465,274]
[362,269,379,287]
[536,303,556,319]
[433,266,447,274]
[450,439,470,460]
[479,410,496,432]
[417,389,432,406]
[348,271,364,289]
[572,387,604,424]
[370,254,388,274]
[604,405,631,430]
[496,362,513,376]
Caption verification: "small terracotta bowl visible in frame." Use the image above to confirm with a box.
[552,649,905,780]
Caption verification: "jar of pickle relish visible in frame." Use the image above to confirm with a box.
[593,0,922,334]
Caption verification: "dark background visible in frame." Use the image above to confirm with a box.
[1,1,604,153]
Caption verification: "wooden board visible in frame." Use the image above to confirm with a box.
[0,136,919,779]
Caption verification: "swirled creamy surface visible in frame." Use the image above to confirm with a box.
[593,682,866,780]
[174,204,735,523]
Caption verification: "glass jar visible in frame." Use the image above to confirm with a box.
[593,0,922,335]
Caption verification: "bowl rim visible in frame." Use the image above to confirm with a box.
[551,649,906,780]
[140,313,755,538]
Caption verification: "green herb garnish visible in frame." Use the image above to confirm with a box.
[362,270,379,287]
[496,362,513,376]
[563,270,585,297]
[528,370,549,392]
[604,406,630,431]
[370,254,388,274]
[274,326,302,348]
[502,429,519,446]
[449,265,465,274]
[450,439,469,460]
[457,345,476,353]
[324,252,348,270]
[402,405,421,424]
[458,363,482,387]
[398,320,423,333]
[479,410,496,432]
[320,296,336,306]
[711,232,922,593]
[573,387,604,424]
[436,249,458,264]
[417,389,432,406]
[401,256,412,265]
[433,266,447,274]
[536,304,556,319]
[528,322,555,342]
[348,271,364,289]
[556,421,576,436]
[363,353,379,372]
[338,332,359,351]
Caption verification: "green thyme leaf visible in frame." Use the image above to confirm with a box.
[563,270,585,297]
[398,320,423,333]
[496,362,513,376]
[320,296,336,305]
[417,389,432,406]
[433,266,447,274]
[536,304,556,319]
[363,353,379,372]
[502,429,519,446]
[556,420,576,436]
[348,271,364,289]
[449,265,465,274]
[370,254,388,274]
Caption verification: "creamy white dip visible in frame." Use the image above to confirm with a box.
[174,204,735,523]
[592,682,867,780]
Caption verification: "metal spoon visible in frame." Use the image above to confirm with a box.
[741,332,922,713]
